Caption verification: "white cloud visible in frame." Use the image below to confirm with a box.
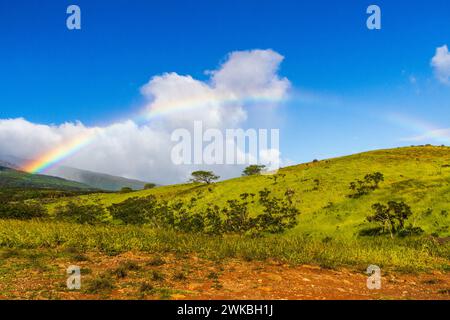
[0,49,290,184]
[211,49,290,99]
[400,128,450,144]
[431,45,450,84]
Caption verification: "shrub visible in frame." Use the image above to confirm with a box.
[349,172,384,198]
[398,226,425,238]
[107,189,300,236]
[253,188,300,234]
[0,201,47,220]
[139,282,154,294]
[144,183,156,190]
[359,226,384,236]
[108,196,160,225]
[222,198,253,234]
[85,275,115,293]
[120,187,133,193]
[55,202,106,225]
[203,205,223,235]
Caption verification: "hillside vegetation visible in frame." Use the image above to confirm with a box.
[45,166,152,191]
[0,166,96,191]
[45,146,450,238]
[1,146,449,274]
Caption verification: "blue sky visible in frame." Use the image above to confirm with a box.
[0,0,449,177]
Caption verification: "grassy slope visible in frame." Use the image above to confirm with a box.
[0,166,96,191]
[46,146,450,238]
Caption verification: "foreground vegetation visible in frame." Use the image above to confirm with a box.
[0,220,448,272]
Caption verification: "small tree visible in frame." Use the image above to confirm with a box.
[367,201,413,238]
[144,183,156,190]
[349,172,384,198]
[120,187,133,193]
[189,171,219,184]
[242,165,266,176]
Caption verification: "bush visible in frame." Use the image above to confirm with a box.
[253,188,299,234]
[55,202,106,225]
[0,201,48,220]
[349,172,384,198]
[359,226,384,236]
[398,226,425,238]
[108,196,160,225]
[85,275,115,293]
[120,187,133,193]
[107,189,300,236]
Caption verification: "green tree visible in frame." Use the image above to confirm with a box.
[120,187,133,193]
[189,171,219,184]
[367,201,413,238]
[144,183,156,190]
[242,165,266,176]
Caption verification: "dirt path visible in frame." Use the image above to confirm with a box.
[0,250,448,300]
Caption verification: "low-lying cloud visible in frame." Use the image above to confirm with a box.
[0,49,290,184]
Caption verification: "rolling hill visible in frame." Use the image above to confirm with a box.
[0,154,153,191]
[45,166,152,191]
[46,146,450,238]
[0,166,96,191]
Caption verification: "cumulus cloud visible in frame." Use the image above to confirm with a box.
[0,49,290,184]
[431,45,450,84]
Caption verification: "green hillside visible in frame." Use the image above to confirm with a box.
[46,146,450,238]
[45,166,152,191]
[0,166,96,191]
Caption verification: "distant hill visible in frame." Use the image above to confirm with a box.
[0,155,153,191]
[45,166,151,191]
[0,154,22,169]
[0,159,18,169]
[0,166,95,191]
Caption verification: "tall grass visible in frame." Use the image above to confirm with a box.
[0,220,448,272]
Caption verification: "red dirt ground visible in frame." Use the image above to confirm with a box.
[0,251,448,300]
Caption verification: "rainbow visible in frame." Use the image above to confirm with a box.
[21,131,97,174]
[386,113,450,144]
[21,92,287,174]
[135,92,287,123]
